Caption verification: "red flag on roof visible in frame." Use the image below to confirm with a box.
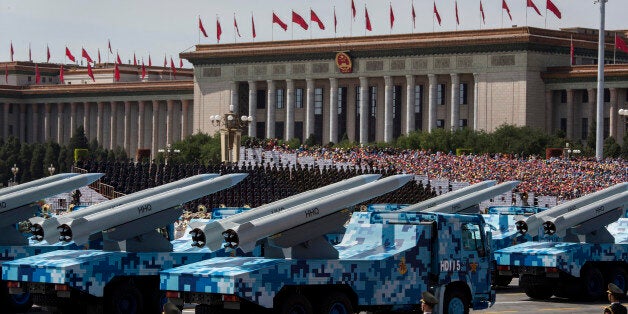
[527,0,542,16]
[252,14,257,38]
[546,0,561,19]
[179,58,183,68]
[28,44,31,62]
[141,61,146,80]
[455,1,460,25]
[311,9,325,30]
[163,55,167,67]
[133,53,137,66]
[365,7,372,31]
[148,54,152,67]
[97,49,101,64]
[114,62,120,82]
[503,0,512,21]
[273,12,288,31]
[59,65,64,83]
[47,45,51,63]
[82,48,93,63]
[389,3,395,29]
[217,18,223,42]
[108,39,113,54]
[412,2,416,29]
[480,1,486,24]
[234,15,241,37]
[116,53,122,65]
[10,42,14,61]
[351,0,356,19]
[433,2,442,25]
[170,57,177,78]
[616,34,628,54]
[65,47,75,62]
[292,11,308,30]
[334,8,338,33]
[87,63,95,82]
[199,17,208,37]
[35,64,41,84]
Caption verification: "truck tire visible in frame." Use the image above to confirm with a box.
[318,291,353,314]
[520,275,553,300]
[607,267,628,295]
[1,285,33,314]
[494,275,513,287]
[277,293,313,314]
[443,288,469,314]
[107,282,144,314]
[581,267,605,301]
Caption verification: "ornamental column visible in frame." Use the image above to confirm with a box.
[19,104,26,142]
[97,101,104,146]
[57,103,63,144]
[181,99,190,139]
[587,88,597,123]
[124,100,132,154]
[473,73,480,131]
[450,73,460,131]
[428,74,437,132]
[83,102,90,140]
[384,76,393,143]
[138,100,146,149]
[151,100,160,158]
[545,90,553,133]
[248,81,257,137]
[359,77,369,145]
[230,81,239,113]
[566,89,574,139]
[405,75,415,134]
[44,103,51,142]
[3,103,9,139]
[306,78,315,138]
[610,88,618,138]
[31,103,39,143]
[286,79,295,141]
[266,80,276,139]
[110,101,117,149]
[166,99,174,145]
[329,77,338,144]
[70,102,78,137]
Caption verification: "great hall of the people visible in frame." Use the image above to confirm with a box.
[1,27,628,159]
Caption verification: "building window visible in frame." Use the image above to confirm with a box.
[314,88,323,115]
[459,119,468,128]
[414,85,423,113]
[369,86,377,117]
[257,90,266,109]
[604,89,610,103]
[436,119,445,128]
[560,90,567,103]
[295,88,304,108]
[459,83,468,105]
[582,90,589,103]
[437,84,446,105]
[276,89,285,109]
[581,118,588,140]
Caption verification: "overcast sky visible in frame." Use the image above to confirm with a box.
[1,0,626,66]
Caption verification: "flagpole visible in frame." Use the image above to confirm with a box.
[350,0,353,37]
[334,6,337,38]
[234,13,237,43]
[614,32,617,64]
[433,3,435,33]
[251,12,255,43]
[309,7,313,39]
[272,11,275,41]
[389,2,392,35]
[198,15,201,45]
[526,1,528,27]
[545,7,548,28]
[364,4,367,36]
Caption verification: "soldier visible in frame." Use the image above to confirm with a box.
[421,291,438,314]
[605,283,627,314]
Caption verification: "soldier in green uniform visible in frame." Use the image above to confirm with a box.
[605,283,627,314]
[421,291,438,314]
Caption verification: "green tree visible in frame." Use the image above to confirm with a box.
[17,144,34,182]
[30,144,45,179]
[604,137,622,158]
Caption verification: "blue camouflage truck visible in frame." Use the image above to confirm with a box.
[161,211,496,314]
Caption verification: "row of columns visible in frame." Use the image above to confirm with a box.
[1,99,192,159]
[244,73,476,144]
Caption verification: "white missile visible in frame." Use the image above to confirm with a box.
[516,182,628,236]
[32,173,219,243]
[59,173,247,246]
[192,174,382,250]
[398,180,497,212]
[542,191,628,237]
[222,174,414,253]
[0,173,103,214]
[0,173,79,197]
[421,181,521,214]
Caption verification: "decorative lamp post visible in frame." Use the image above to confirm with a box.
[210,105,253,163]
[158,143,181,166]
[11,164,19,184]
[48,164,56,176]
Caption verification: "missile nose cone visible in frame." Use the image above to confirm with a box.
[83,173,105,182]
[542,221,556,235]
[515,221,528,234]
[227,173,248,184]
[31,224,44,242]
[58,224,72,243]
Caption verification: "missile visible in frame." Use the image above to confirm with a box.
[0,173,103,214]
[421,181,520,214]
[221,174,413,253]
[191,174,382,250]
[398,180,497,212]
[58,173,247,246]
[516,182,628,236]
[0,173,79,197]
[32,173,219,243]
[542,191,628,237]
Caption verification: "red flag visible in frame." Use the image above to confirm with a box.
[28,44,31,62]
[455,1,460,25]
[116,53,122,65]
[170,57,177,78]
[389,3,395,29]
[35,64,41,84]
[234,15,241,37]
[133,53,137,66]
[114,62,120,82]
[65,47,75,62]
[148,54,152,67]
[292,11,308,30]
[164,55,167,67]
[412,3,416,29]
[81,48,93,63]
[570,36,575,65]
[503,0,512,21]
[433,2,442,25]
[46,45,51,62]
[59,65,64,84]
[480,1,486,24]
[97,49,101,64]
[616,34,628,54]
[108,39,113,54]
[217,18,223,42]
[273,12,288,31]
[351,0,356,19]
[527,0,542,16]
[179,58,183,68]
[87,63,95,82]
[311,9,325,30]
[334,8,338,33]
[10,42,14,61]
[252,14,257,38]
[365,7,372,31]
[546,0,561,19]
[199,17,208,37]
[141,62,146,80]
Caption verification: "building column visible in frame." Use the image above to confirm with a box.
[427,74,437,132]
[359,76,369,145]
[83,102,90,140]
[3,103,9,139]
[31,103,39,143]
[44,103,51,142]
[306,78,315,139]
[286,79,295,141]
[473,73,480,131]
[566,89,574,139]
[70,102,78,136]
[405,75,415,134]
[166,99,174,145]
[181,99,190,139]
[110,101,117,149]
[329,77,338,144]
[450,73,460,131]
[57,103,64,144]
[383,76,393,143]
[230,81,238,112]
[266,80,276,139]
[19,104,26,142]
[587,88,597,123]
[610,88,618,138]
[248,81,257,137]
[124,100,132,154]
[97,102,104,146]
[152,100,160,158]
[138,100,146,149]
[545,90,553,133]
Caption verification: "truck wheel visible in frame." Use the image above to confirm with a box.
[444,288,469,314]
[0,283,34,313]
[581,267,605,301]
[494,275,513,287]
[108,283,144,314]
[277,293,313,314]
[607,267,628,295]
[524,286,553,300]
[318,292,353,314]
